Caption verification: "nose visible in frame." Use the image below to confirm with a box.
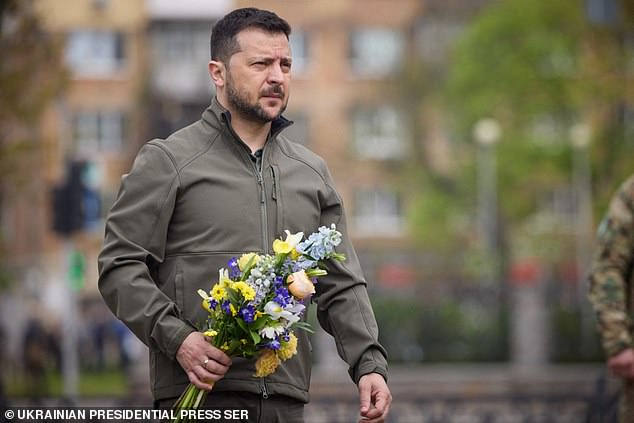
[267,63,284,84]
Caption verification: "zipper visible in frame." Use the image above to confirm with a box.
[254,152,269,252]
[270,165,283,235]
[260,377,269,399]
[220,111,272,253]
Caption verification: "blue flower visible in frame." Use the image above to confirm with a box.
[274,287,291,307]
[273,275,284,289]
[266,339,281,350]
[228,257,241,279]
[296,225,342,261]
[221,300,232,316]
[240,304,256,323]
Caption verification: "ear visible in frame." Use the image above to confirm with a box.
[208,60,226,88]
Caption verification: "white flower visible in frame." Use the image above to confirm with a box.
[263,301,303,323]
[260,323,286,339]
[284,230,304,249]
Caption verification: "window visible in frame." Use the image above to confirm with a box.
[150,21,215,100]
[73,110,125,153]
[353,188,404,236]
[415,19,464,66]
[66,30,125,76]
[289,30,309,76]
[349,28,405,77]
[352,105,406,159]
[152,21,209,62]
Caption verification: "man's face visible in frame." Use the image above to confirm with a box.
[224,28,292,124]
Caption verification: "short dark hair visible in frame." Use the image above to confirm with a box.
[210,8,291,62]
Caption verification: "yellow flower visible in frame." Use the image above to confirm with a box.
[238,253,260,271]
[211,284,226,301]
[232,281,256,301]
[230,303,238,316]
[201,298,213,313]
[278,333,298,361]
[203,330,218,338]
[272,239,292,254]
[287,270,316,300]
[290,248,301,260]
[254,349,281,377]
[273,230,304,254]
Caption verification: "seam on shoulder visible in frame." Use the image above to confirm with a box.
[276,142,341,206]
[146,141,182,186]
[180,132,220,172]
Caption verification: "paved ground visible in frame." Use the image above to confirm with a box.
[4,364,619,422]
[304,364,618,423]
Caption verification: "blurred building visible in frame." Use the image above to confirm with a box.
[30,0,147,284]
[145,0,231,137]
[235,0,426,292]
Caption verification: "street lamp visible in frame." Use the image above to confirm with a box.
[473,118,502,253]
[570,123,593,350]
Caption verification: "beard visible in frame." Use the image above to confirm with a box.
[226,73,287,124]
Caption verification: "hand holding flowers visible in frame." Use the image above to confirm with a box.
[169,224,345,422]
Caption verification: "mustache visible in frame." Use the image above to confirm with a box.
[261,85,284,97]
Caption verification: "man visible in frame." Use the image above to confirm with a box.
[98,7,391,423]
[589,174,634,422]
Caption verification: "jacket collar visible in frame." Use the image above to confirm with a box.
[203,97,294,142]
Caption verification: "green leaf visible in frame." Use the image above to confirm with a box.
[291,321,314,333]
[251,317,270,330]
[250,331,261,344]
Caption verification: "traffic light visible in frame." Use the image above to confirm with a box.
[52,160,101,236]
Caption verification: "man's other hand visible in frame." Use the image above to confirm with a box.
[358,372,392,423]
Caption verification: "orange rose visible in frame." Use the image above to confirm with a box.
[287,270,316,300]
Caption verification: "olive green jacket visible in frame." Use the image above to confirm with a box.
[97,98,388,402]
[589,175,634,357]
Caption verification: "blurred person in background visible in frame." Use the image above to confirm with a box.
[21,318,50,402]
[589,174,634,422]
[98,7,391,423]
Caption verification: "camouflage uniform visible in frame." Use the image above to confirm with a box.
[589,175,634,422]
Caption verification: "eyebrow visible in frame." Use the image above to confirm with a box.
[250,56,293,64]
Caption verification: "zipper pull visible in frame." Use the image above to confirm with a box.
[258,173,265,204]
[260,378,269,399]
[270,167,277,200]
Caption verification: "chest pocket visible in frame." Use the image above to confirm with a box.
[268,163,322,236]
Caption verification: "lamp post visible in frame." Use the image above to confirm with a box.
[473,118,502,255]
[570,123,593,351]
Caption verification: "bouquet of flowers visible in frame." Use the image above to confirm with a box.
[170,224,345,421]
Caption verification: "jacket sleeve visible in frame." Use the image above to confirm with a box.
[313,163,389,384]
[588,176,634,357]
[97,142,195,360]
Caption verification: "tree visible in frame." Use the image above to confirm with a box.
[0,0,67,288]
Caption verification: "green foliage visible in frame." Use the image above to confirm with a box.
[406,173,471,252]
[549,306,603,362]
[373,295,509,362]
[6,369,130,398]
[445,0,634,228]
[446,0,586,133]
